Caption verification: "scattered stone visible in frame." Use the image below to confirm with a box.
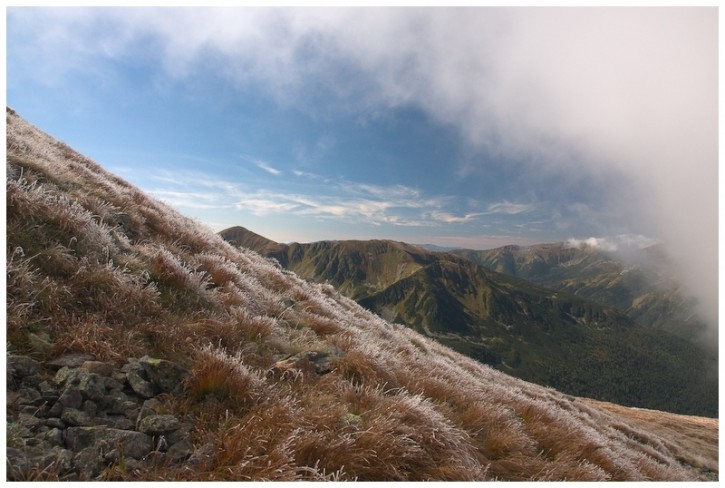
[8,355,41,378]
[7,353,194,481]
[17,412,45,432]
[82,400,98,417]
[38,380,60,402]
[126,368,156,399]
[66,426,153,460]
[73,447,104,480]
[46,353,96,370]
[167,439,194,463]
[137,414,181,436]
[6,447,30,478]
[42,427,64,447]
[56,387,83,410]
[139,356,189,394]
[272,349,342,377]
[14,387,42,406]
[45,417,65,429]
[61,408,94,427]
[186,442,216,471]
[104,376,125,391]
[82,360,115,377]
[105,416,135,430]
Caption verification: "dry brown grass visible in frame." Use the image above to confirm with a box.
[6,108,716,481]
[583,398,718,478]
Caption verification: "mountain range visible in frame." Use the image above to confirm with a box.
[5,108,718,481]
[221,226,717,416]
[451,242,708,340]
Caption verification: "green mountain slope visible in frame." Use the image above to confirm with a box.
[451,243,707,339]
[221,227,717,416]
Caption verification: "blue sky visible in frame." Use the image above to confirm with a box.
[5,6,718,301]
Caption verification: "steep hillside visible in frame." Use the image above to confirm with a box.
[5,108,717,481]
[222,228,717,416]
[452,243,707,339]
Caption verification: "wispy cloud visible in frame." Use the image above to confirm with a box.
[429,211,483,224]
[142,168,494,228]
[484,201,534,215]
[254,160,282,176]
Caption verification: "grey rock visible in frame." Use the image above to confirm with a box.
[38,380,60,401]
[57,387,83,409]
[136,398,161,426]
[273,349,341,376]
[167,439,194,463]
[82,399,98,417]
[139,356,189,394]
[20,404,48,416]
[124,407,141,422]
[61,408,94,427]
[15,387,43,406]
[81,360,115,377]
[104,376,125,391]
[66,426,153,460]
[101,391,131,414]
[138,414,181,436]
[17,412,44,432]
[6,447,30,480]
[45,417,65,429]
[126,369,156,399]
[73,447,104,480]
[64,426,97,451]
[43,427,65,447]
[8,355,41,378]
[104,416,135,430]
[186,442,215,470]
[7,422,32,447]
[47,401,64,418]
[37,446,74,476]
[47,353,96,370]
[61,370,105,401]
[165,422,192,446]
[99,428,153,460]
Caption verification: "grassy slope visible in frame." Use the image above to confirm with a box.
[5,108,716,481]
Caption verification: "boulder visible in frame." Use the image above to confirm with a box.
[137,414,181,436]
[65,426,153,460]
[56,387,83,410]
[81,361,115,377]
[139,356,189,394]
[126,368,156,399]
[46,354,96,370]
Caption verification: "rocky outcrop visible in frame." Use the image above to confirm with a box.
[6,354,196,481]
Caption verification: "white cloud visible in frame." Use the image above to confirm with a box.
[566,235,659,254]
[485,201,533,215]
[254,160,282,176]
[430,211,483,224]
